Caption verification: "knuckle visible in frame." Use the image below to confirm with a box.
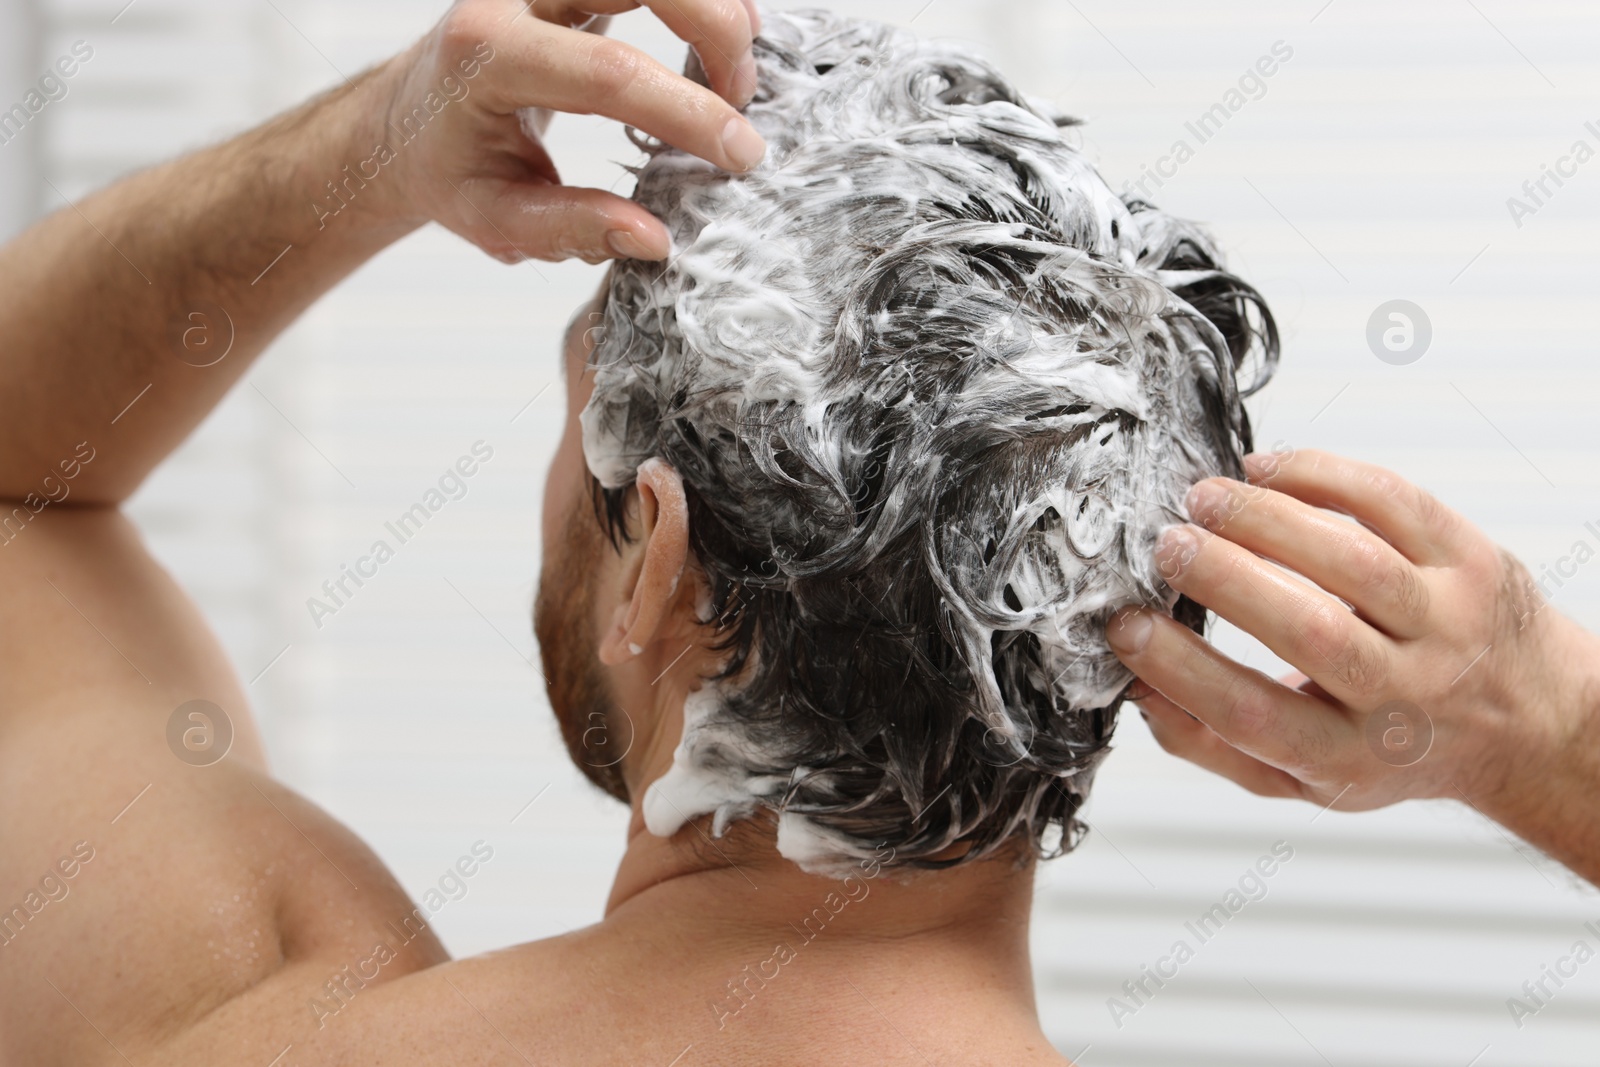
[1198,479,1251,531]
[1458,538,1505,587]
[1223,679,1276,739]
[699,0,748,46]
[483,240,525,263]
[1296,599,1390,697]
[1332,634,1390,698]
[1343,535,1388,592]
[1388,562,1431,626]
[1200,536,1242,589]
[466,226,525,263]
[1411,485,1458,541]
[1296,448,1331,478]
[1282,715,1337,772]
[1494,547,1545,634]
[1346,538,1431,624]
[1360,467,1406,506]
[1147,721,1184,756]
[440,2,494,53]
[1242,777,1289,799]
[1297,601,1348,660]
[586,38,644,101]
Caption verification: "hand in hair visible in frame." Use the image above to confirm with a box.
[366,0,769,264]
[1108,447,1600,885]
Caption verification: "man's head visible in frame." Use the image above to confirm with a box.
[536,8,1277,875]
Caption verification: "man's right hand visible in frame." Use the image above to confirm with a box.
[0,0,766,503]
[358,0,768,264]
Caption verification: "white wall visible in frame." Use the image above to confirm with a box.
[15,1,1600,1064]
[0,0,40,240]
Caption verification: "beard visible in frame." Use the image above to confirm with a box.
[533,494,634,802]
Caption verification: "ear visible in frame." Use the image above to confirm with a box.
[598,458,691,666]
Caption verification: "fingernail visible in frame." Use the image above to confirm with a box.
[606,229,657,260]
[1185,478,1231,529]
[734,50,758,106]
[1156,524,1201,580]
[721,116,767,171]
[1108,609,1154,654]
[1243,451,1281,483]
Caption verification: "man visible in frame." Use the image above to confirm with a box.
[5,4,1214,1062]
[2,4,1598,1067]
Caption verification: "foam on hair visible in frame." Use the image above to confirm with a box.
[580,8,1277,874]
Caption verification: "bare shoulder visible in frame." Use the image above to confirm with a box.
[0,508,446,1065]
[243,918,1074,1067]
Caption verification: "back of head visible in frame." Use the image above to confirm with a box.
[582,8,1277,874]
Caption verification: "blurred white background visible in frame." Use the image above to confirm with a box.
[4,0,1599,1063]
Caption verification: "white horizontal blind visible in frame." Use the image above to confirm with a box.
[29,0,1600,1063]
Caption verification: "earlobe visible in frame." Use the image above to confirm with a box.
[598,458,690,666]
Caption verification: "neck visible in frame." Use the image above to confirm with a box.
[602,795,1044,1023]
[587,668,1054,1055]
[602,679,1037,958]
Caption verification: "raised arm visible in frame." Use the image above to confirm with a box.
[0,0,766,505]
[0,4,765,1062]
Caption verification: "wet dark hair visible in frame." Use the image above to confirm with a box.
[579,8,1276,872]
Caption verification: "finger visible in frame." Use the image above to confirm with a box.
[1106,606,1356,775]
[523,0,757,105]
[460,9,764,171]
[1156,523,1396,707]
[470,14,767,171]
[1134,690,1307,799]
[1186,477,1433,639]
[1243,448,1463,566]
[442,178,671,263]
[638,0,757,105]
[526,0,640,29]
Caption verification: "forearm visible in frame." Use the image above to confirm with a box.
[1477,617,1600,886]
[0,61,415,504]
